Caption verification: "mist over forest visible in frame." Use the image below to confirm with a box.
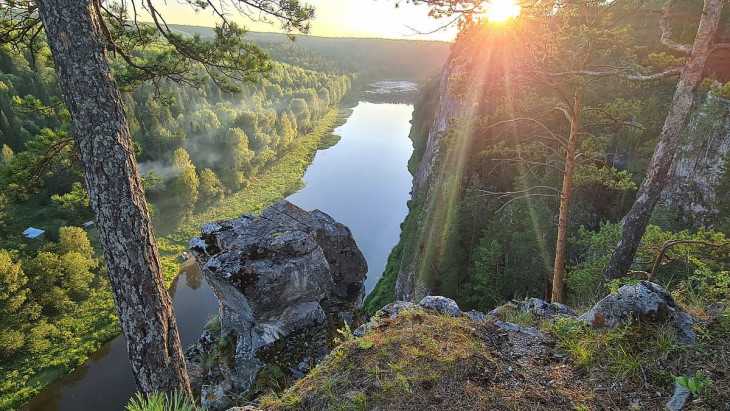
[1,1,730,411]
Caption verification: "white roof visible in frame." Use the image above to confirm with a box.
[23,227,45,238]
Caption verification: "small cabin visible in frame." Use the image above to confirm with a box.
[22,227,45,240]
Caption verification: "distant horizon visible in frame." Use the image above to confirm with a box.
[167,22,454,44]
[156,0,458,42]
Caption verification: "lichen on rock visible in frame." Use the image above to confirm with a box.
[186,200,367,410]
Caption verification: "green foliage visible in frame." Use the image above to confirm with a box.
[567,223,729,307]
[0,249,40,359]
[125,392,200,411]
[197,168,226,208]
[364,242,403,314]
[716,153,730,233]
[674,372,712,397]
[708,81,730,99]
[168,147,199,220]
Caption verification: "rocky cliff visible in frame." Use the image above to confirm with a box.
[392,31,491,302]
[187,201,367,410]
[661,93,730,227]
[386,39,730,306]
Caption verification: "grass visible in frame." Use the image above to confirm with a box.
[1,108,347,411]
[125,392,201,411]
[544,309,730,409]
[258,308,591,411]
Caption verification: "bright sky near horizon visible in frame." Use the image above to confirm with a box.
[157,0,457,41]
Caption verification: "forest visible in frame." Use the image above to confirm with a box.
[1,0,730,410]
[370,0,730,314]
[0,38,355,408]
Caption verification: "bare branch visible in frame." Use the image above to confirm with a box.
[404,15,460,36]
[659,0,692,55]
[710,42,730,54]
[496,193,557,213]
[483,117,570,148]
[648,239,730,280]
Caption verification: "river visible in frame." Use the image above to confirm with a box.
[24,92,415,411]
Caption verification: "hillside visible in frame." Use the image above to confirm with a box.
[168,25,451,80]
[258,286,730,410]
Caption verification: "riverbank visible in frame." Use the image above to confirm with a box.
[1,107,348,411]
[157,107,349,282]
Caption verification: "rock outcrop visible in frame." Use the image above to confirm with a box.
[187,201,367,410]
[579,281,696,344]
[489,297,577,320]
[661,93,730,227]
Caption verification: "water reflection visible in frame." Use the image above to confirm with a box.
[24,262,217,411]
[25,98,415,411]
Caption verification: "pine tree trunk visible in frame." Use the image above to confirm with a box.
[603,0,725,280]
[551,93,582,303]
[35,0,192,396]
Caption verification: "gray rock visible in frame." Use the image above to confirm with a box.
[353,301,415,337]
[579,281,696,344]
[489,298,576,320]
[465,310,489,322]
[661,93,730,228]
[665,382,691,411]
[494,320,542,338]
[187,201,367,410]
[418,295,462,317]
[517,297,576,318]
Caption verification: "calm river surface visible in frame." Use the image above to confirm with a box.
[24,98,415,411]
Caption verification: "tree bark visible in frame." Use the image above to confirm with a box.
[35,0,192,396]
[551,93,581,303]
[603,0,725,280]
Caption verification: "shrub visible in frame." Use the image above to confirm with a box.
[125,392,200,411]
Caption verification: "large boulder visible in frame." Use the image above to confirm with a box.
[187,201,367,410]
[579,281,696,344]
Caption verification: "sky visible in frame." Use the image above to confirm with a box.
[156,0,457,41]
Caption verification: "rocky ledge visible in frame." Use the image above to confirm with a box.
[186,201,367,410]
[256,283,711,410]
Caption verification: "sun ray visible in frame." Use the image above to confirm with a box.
[485,0,521,23]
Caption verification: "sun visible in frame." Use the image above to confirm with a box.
[485,0,521,22]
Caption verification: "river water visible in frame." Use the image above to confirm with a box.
[24,96,415,410]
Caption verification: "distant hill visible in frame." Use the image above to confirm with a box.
[168,25,451,81]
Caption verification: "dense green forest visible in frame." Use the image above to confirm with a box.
[368,0,730,314]
[170,25,451,80]
[0,33,357,406]
[0,8,453,404]
[3,0,730,409]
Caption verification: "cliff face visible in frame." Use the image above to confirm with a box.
[388,47,730,305]
[393,60,462,301]
[661,94,730,227]
[393,33,487,302]
[187,201,367,410]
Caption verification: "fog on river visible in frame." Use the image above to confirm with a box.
[25,97,415,411]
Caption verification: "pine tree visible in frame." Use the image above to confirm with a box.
[198,168,225,208]
[0,249,40,358]
[169,148,199,220]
